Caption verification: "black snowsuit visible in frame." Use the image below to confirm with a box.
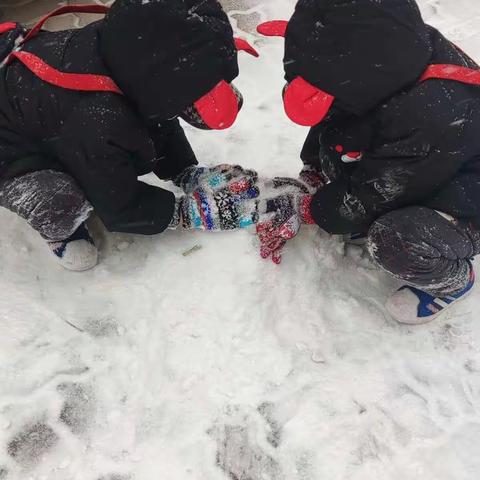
[285,0,480,294]
[286,0,480,234]
[0,0,238,236]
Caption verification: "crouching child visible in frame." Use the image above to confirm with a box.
[0,0,259,271]
[256,0,480,324]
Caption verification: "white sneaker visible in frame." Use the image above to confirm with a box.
[48,224,98,272]
[386,264,475,325]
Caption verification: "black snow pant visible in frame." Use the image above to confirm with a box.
[368,206,480,296]
[0,170,92,242]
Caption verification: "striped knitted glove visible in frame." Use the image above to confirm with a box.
[174,164,258,195]
[169,176,259,231]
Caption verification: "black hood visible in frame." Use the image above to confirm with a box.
[284,0,433,114]
[100,0,239,124]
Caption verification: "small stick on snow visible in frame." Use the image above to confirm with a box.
[64,319,85,333]
[182,245,202,257]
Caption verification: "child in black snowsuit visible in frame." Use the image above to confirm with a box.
[256,0,480,324]
[0,1,259,271]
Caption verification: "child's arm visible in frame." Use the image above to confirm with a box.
[49,97,180,235]
[309,128,467,235]
[149,119,198,181]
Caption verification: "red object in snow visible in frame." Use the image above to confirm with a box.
[283,77,335,127]
[194,80,240,130]
[256,20,288,38]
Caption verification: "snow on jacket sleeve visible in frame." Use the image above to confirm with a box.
[310,109,470,234]
[149,120,198,180]
[48,95,176,235]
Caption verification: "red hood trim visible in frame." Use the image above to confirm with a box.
[283,77,335,127]
[194,80,239,130]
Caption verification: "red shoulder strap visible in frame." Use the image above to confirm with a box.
[11,50,123,94]
[420,64,480,86]
[10,4,122,95]
[21,4,109,45]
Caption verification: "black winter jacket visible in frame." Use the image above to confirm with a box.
[0,0,238,235]
[286,0,480,234]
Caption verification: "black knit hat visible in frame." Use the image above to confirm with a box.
[101,0,239,124]
[284,0,433,114]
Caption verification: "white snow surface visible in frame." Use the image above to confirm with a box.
[1,1,480,479]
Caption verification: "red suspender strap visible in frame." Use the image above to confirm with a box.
[20,5,109,45]
[10,4,123,95]
[11,50,123,94]
[420,64,480,86]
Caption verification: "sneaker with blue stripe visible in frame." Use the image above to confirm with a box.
[48,223,98,272]
[386,265,475,325]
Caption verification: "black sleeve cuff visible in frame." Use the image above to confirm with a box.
[310,182,373,235]
[101,183,176,235]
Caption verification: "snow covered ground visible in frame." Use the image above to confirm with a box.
[1,1,480,479]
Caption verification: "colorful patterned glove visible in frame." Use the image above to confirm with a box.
[174,164,258,195]
[299,165,326,192]
[169,176,259,231]
[257,178,316,264]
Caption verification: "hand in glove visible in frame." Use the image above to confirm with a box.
[169,176,259,231]
[174,164,258,195]
[257,178,316,264]
[299,165,326,192]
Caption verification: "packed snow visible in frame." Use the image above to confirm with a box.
[1,1,480,479]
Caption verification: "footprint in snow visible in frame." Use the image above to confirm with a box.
[84,315,121,338]
[210,405,283,480]
[7,422,58,467]
[257,402,282,449]
[58,382,96,435]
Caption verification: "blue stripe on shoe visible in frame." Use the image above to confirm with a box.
[53,242,67,259]
[399,265,475,319]
[350,232,366,241]
[51,224,94,259]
